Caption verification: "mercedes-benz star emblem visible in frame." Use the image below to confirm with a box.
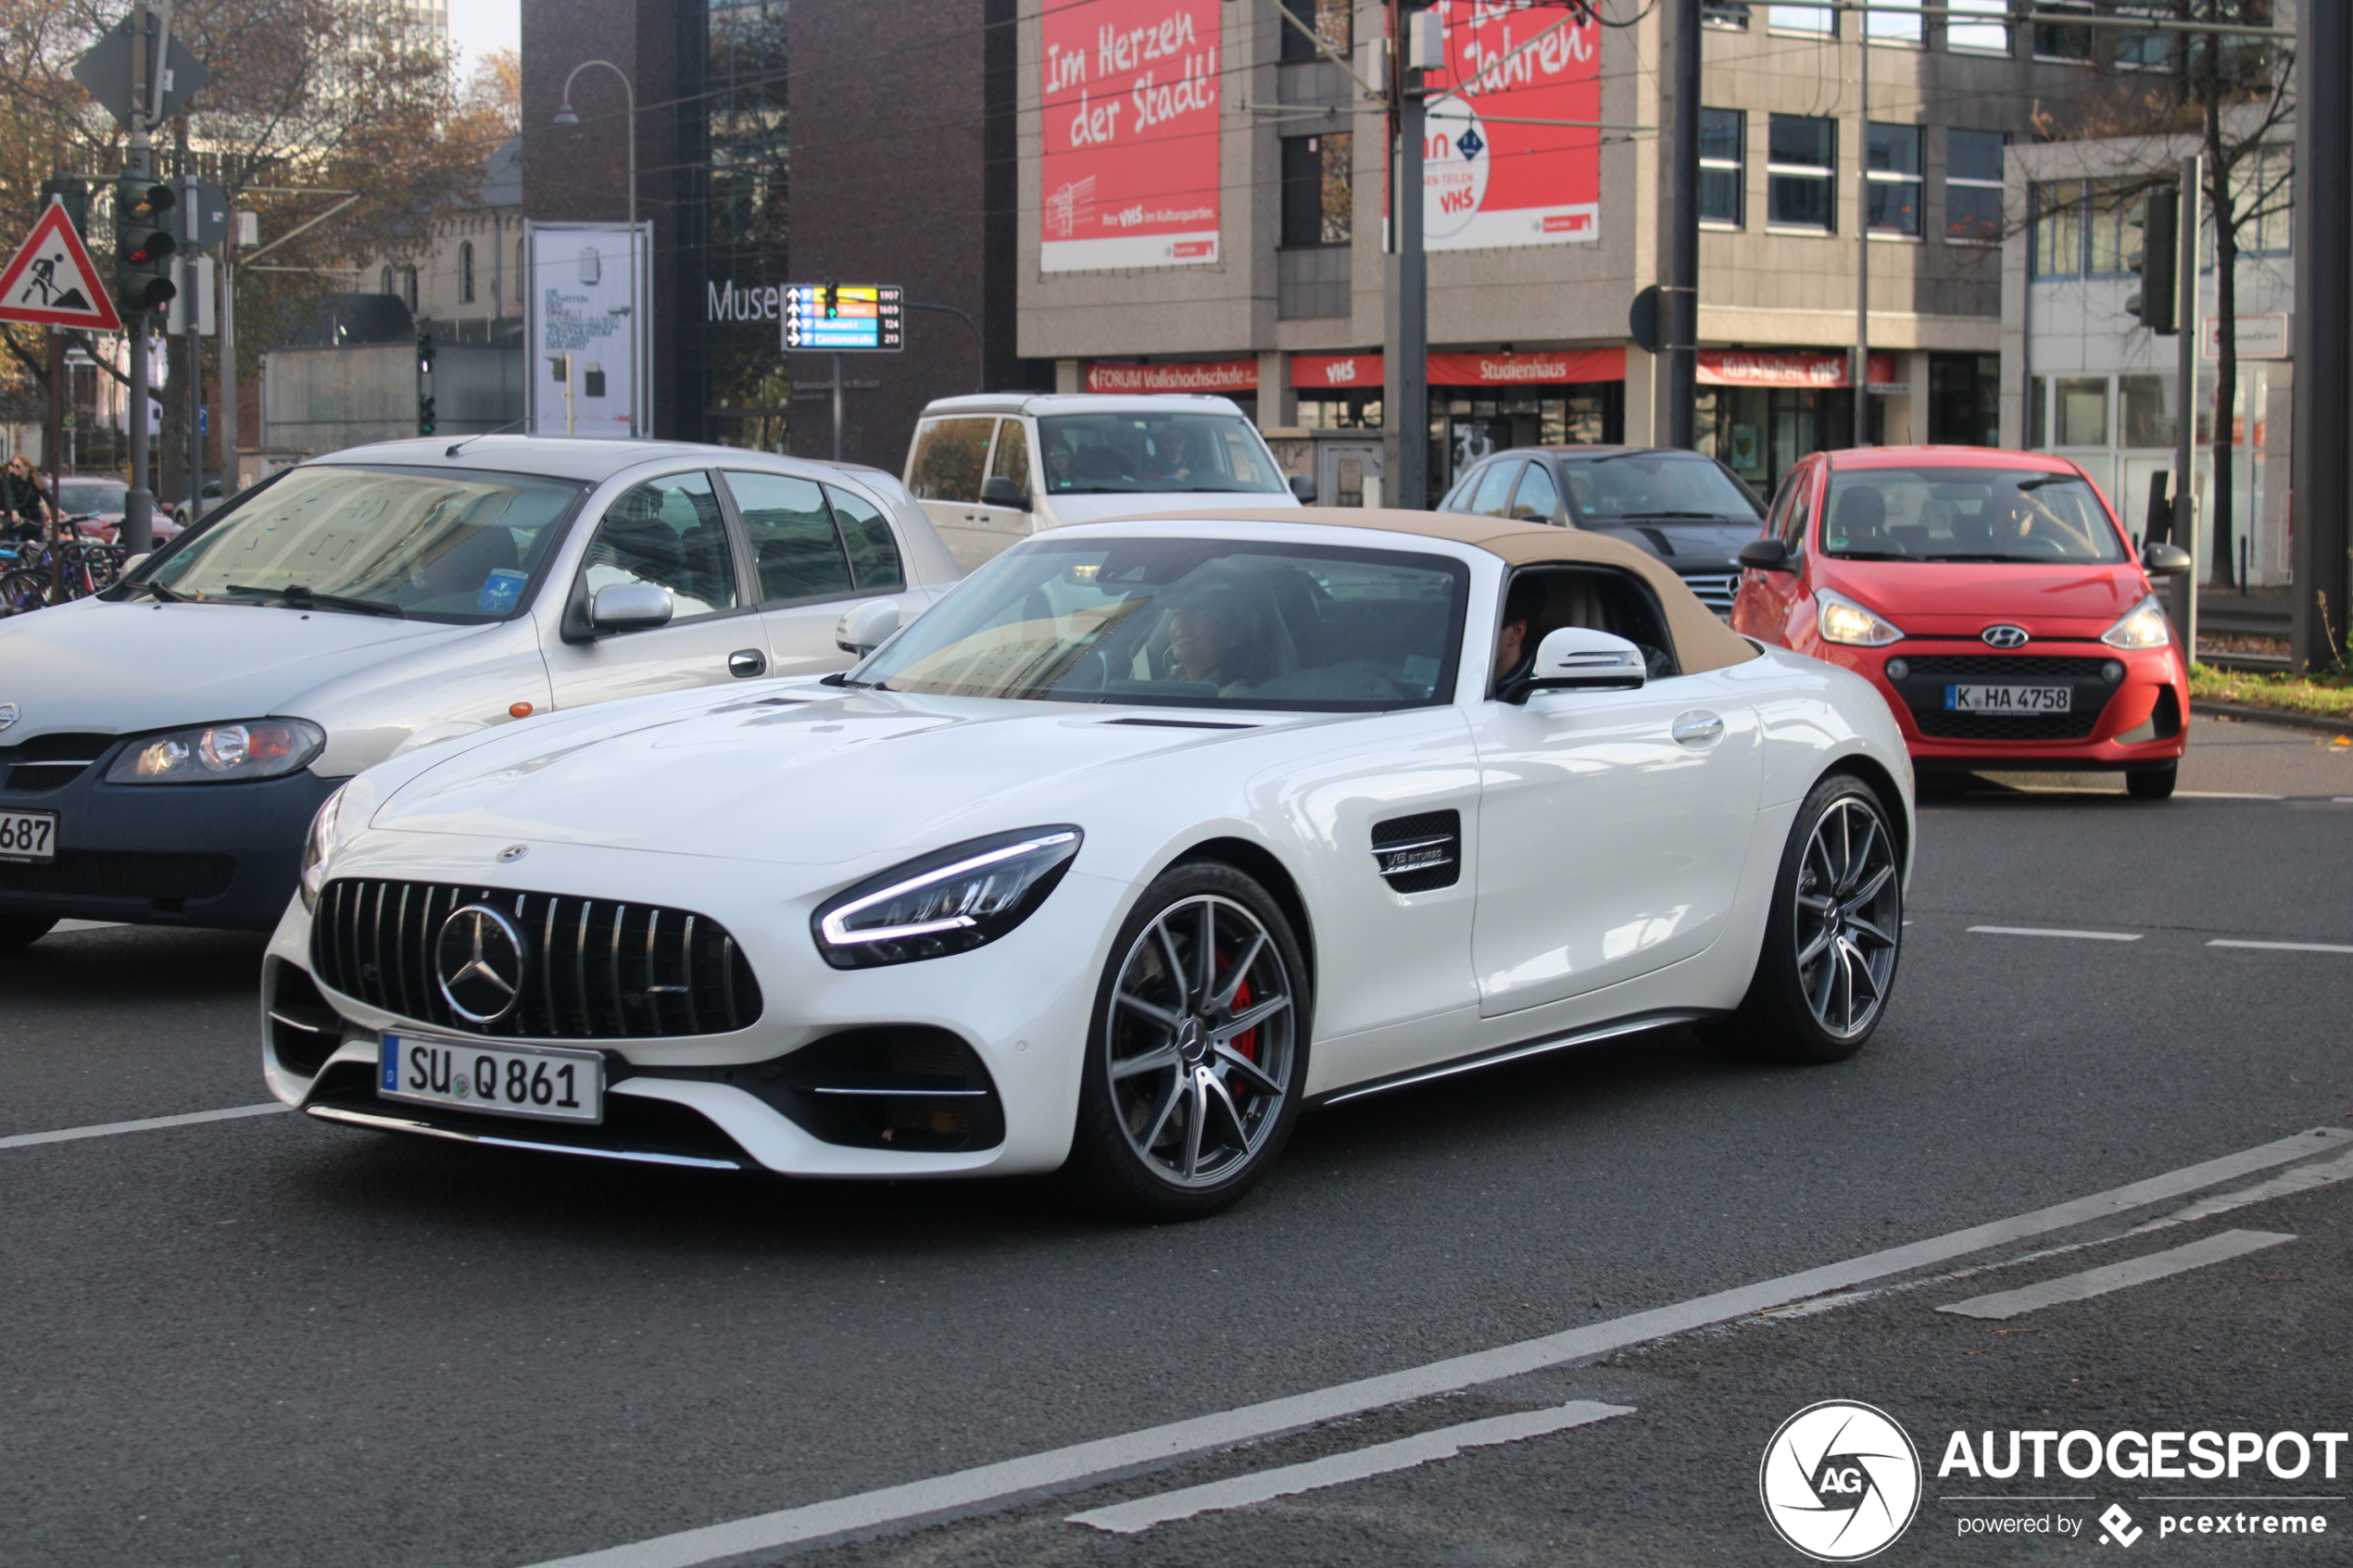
[434,904,528,1025]
[0,703,19,734]
[1981,624,2030,649]
[497,844,529,863]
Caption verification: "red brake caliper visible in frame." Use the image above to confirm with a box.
[1227,975,1257,1095]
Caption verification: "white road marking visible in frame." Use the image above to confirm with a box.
[2129,1148,2353,1233]
[515,1129,2349,1568]
[0,1102,288,1151]
[2174,790,2286,799]
[1935,1229,2296,1321]
[1968,925,2144,942]
[2208,938,2353,955]
[1065,1400,1633,1535]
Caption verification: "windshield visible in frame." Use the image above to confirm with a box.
[1035,413,1289,496]
[134,465,583,621]
[58,483,124,515]
[1563,453,1763,522]
[1821,467,2127,563]
[854,537,1468,711]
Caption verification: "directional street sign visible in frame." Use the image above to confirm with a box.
[72,12,209,132]
[0,200,123,332]
[783,283,904,351]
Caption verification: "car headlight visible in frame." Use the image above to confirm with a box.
[1816,588,1906,647]
[2100,593,2172,650]
[813,825,1082,969]
[298,784,346,912]
[106,719,325,784]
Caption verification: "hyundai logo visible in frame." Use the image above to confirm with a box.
[1981,624,2030,649]
[0,703,18,734]
[435,904,527,1025]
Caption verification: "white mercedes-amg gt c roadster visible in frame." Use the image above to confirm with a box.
[265,509,1913,1219]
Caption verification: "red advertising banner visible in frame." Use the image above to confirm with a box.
[1416,2,1604,252]
[1698,350,1900,388]
[1087,358,1259,394]
[1040,0,1223,273]
[1292,348,1625,388]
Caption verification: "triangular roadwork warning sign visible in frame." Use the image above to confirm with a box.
[0,198,123,332]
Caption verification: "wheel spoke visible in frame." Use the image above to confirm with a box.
[1180,1069,1207,1178]
[1845,915,1896,950]
[1153,918,1191,1010]
[1843,941,1882,1008]
[1139,1073,1183,1152]
[1111,1043,1181,1081]
[1795,892,1835,915]
[1211,993,1290,1042]
[1202,1069,1252,1151]
[1795,925,1834,968]
[1115,990,1182,1030]
[1212,932,1267,1010]
[1214,1041,1285,1098]
[1841,813,1880,894]
[1831,942,1855,1032]
[1196,901,1217,1004]
[1808,939,1839,1018]
[1843,862,1894,910]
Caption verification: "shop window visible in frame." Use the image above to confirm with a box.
[2119,375,2175,448]
[2237,145,2293,257]
[1281,133,1353,247]
[1927,354,2000,446]
[1946,0,2010,54]
[1867,124,1922,236]
[1945,130,2005,244]
[1768,6,1834,35]
[1700,108,1745,227]
[2054,377,2108,447]
[1279,0,1351,63]
[1866,0,1922,45]
[1768,116,1836,232]
[2030,182,2085,278]
[2033,2,2094,62]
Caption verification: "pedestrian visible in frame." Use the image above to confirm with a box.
[3,455,50,543]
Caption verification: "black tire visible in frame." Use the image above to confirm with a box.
[1705,772,1903,1065]
[1054,861,1311,1222]
[0,915,57,952]
[2126,762,2178,800]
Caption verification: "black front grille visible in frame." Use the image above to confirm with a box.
[0,849,233,900]
[1680,572,1739,615]
[311,879,762,1039]
[1,732,114,793]
[1898,655,2110,679]
[1912,709,2102,741]
[1372,810,1462,893]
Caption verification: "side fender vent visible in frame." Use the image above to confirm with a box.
[1372,809,1462,893]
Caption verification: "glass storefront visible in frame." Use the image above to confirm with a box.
[1294,383,1624,507]
[673,0,791,449]
[1695,386,1863,498]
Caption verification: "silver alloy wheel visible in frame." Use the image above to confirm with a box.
[1793,797,1901,1039]
[1104,893,1296,1188]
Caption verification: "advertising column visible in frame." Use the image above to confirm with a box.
[525,221,652,438]
[1039,0,1225,272]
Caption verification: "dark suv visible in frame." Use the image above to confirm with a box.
[1437,446,1767,618]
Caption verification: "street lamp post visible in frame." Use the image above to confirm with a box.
[554,60,639,436]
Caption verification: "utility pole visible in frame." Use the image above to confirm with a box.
[831,352,846,462]
[1662,0,1700,449]
[1383,2,1432,510]
[2171,154,2204,659]
[219,209,241,500]
[120,0,158,555]
[2293,0,2350,673]
[1853,16,1869,447]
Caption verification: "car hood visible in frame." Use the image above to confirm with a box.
[1827,560,2147,636]
[1041,491,1301,526]
[0,597,482,739]
[1581,521,1757,574]
[372,685,1322,867]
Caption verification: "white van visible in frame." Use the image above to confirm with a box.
[0,436,957,942]
[903,393,1311,571]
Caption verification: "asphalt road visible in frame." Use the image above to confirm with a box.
[2,715,2348,1568]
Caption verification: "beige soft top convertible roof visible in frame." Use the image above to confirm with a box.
[1159,507,1762,675]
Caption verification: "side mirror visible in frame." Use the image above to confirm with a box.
[978,475,1030,511]
[835,597,900,655]
[1289,473,1319,503]
[589,582,673,635]
[1514,626,1647,702]
[2142,541,2193,577]
[1738,537,1793,572]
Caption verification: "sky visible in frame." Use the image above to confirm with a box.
[447,0,521,73]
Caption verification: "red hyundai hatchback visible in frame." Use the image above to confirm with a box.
[1730,445,2194,797]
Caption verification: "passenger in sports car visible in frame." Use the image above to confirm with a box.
[1491,574,1548,685]
[1164,575,1288,695]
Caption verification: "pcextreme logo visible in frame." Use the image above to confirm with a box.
[1760,1400,1924,1562]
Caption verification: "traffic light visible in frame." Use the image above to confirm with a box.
[113,179,178,317]
[823,281,838,319]
[418,395,437,436]
[418,329,436,374]
[2124,182,2179,335]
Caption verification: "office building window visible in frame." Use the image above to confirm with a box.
[459,241,476,304]
[1768,115,1836,231]
[2115,5,2174,70]
[1945,130,2005,244]
[1946,0,2009,54]
[401,268,419,312]
[2030,181,2085,277]
[380,266,395,296]
[2053,376,2108,447]
[1700,108,1744,227]
[1279,0,1351,62]
[1867,0,1922,45]
[2119,375,2175,448]
[1280,133,1353,247]
[1703,2,1751,29]
[2237,144,2293,256]
[2086,184,2138,277]
[2033,2,2095,62]
[1768,5,1834,34]
[1867,123,1922,235]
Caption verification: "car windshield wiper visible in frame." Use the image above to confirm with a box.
[222,583,406,618]
[1604,510,1741,521]
[1829,551,1911,561]
[1920,552,2032,562]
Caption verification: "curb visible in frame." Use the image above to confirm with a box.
[2197,700,2353,738]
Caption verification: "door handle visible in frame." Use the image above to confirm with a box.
[728,647,767,679]
[1670,710,1725,747]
